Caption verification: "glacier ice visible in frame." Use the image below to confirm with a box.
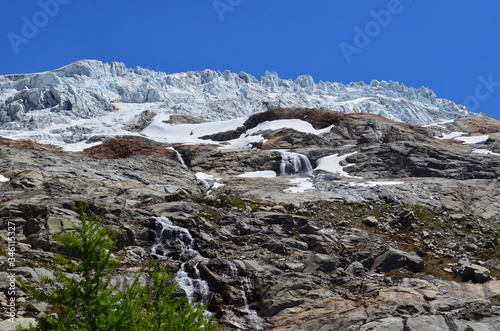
[0,60,474,146]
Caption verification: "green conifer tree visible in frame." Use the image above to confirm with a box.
[20,204,218,331]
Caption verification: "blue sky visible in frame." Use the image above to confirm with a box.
[1,0,499,119]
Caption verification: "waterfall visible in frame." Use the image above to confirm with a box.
[167,147,187,167]
[239,277,265,330]
[279,151,313,175]
[226,261,266,330]
[175,262,211,304]
[175,263,196,300]
[194,263,211,303]
[152,216,200,260]
[151,217,211,304]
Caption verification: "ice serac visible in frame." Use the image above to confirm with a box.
[0,60,473,133]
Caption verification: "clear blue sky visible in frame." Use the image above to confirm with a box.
[1,0,499,119]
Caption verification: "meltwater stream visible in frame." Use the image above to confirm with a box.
[152,216,210,303]
[278,151,313,175]
[227,261,266,330]
[152,217,266,330]
[167,147,187,167]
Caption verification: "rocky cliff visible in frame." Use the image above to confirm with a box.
[0,107,499,330]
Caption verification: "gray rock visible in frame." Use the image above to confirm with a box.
[465,243,479,252]
[242,260,280,275]
[359,317,404,331]
[147,202,201,216]
[263,241,291,255]
[362,216,379,227]
[345,261,365,277]
[285,263,305,272]
[0,318,37,330]
[304,254,337,273]
[0,272,14,290]
[485,259,500,270]
[10,171,45,189]
[450,213,467,222]
[371,248,425,273]
[461,264,490,283]
[300,222,321,234]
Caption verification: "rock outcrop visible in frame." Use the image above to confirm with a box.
[0,107,499,330]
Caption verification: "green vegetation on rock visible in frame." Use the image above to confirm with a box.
[19,204,218,331]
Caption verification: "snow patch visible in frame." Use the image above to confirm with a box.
[221,135,266,150]
[284,178,314,193]
[237,171,277,178]
[61,141,102,152]
[143,115,246,145]
[315,152,361,178]
[195,172,224,192]
[348,181,403,187]
[472,149,500,156]
[435,132,467,140]
[0,175,9,182]
[195,172,219,180]
[245,119,333,136]
[455,135,489,145]
[423,119,454,127]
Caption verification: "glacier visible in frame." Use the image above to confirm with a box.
[0,60,474,146]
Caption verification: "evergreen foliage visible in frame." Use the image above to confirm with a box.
[19,204,218,331]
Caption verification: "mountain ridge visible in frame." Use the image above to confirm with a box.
[0,60,473,136]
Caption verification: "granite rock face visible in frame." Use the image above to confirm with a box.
[0,107,499,330]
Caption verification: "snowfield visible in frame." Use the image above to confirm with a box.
[314,152,361,178]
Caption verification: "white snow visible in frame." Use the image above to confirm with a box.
[220,135,266,150]
[211,182,225,189]
[245,119,333,136]
[237,171,277,178]
[423,119,454,127]
[434,132,489,146]
[0,175,9,182]
[348,181,403,187]
[435,132,467,140]
[284,178,314,193]
[142,115,246,145]
[455,135,489,145]
[472,149,500,156]
[314,152,361,178]
[195,172,224,192]
[195,172,219,180]
[60,141,102,152]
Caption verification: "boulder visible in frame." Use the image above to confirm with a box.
[362,216,379,227]
[304,254,337,273]
[461,264,490,283]
[371,248,424,273]
[147,202,201,216]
